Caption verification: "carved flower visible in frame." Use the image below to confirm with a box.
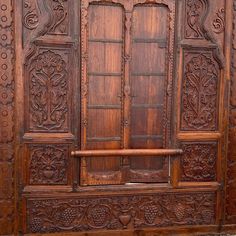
[35,51,66,76]
[0,28,12,46]
[0,48,13,86]
[0,105,14,143]
[0,0,13,28]
[0,86,13,105]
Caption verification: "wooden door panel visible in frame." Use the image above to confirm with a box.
[81,3,124,185]
[129,4,169,182]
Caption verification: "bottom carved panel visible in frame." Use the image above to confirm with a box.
[26,192,216,233]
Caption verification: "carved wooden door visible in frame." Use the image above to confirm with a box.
[78,0,176,186]
[13,0,231,234]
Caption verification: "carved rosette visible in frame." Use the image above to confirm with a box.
[181,52,219,131]
[28,50,69,132]
[27,193,216,233]
[181,142,217,181]
[0,0,15,234]
[29,145,68,185]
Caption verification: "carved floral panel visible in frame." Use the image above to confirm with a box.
[181,51,219,131]
[27,192,216,233]
[28,144,69,185]
[180,142,217,181]
[27,49,70,132]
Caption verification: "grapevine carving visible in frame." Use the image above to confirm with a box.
[181,142,217,181]
[29,145,68,185]
[29,50,68,131]
[181,53,219,131]
[27,193,216,233]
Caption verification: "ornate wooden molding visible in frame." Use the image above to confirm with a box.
[0,0,15,234]
[226,0,236,224]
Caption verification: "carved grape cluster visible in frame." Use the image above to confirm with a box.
[60,207,78,226]
[30,217,43,233]
[142,204,160,225]
[173,203,186,221]
[88,205,110,228]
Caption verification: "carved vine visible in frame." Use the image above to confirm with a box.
[29,145,68,185]
[27,193,215,233]
[181,53,219,131]
[29,50,68,131]
[181,142,217,181]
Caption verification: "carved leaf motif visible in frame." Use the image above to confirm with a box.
[181,143,217,181]
[29,50,68,131]
[29,145,68,185]
[181,53,219,131]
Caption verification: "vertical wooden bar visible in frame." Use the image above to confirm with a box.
[80,0,89,186]
[171,156,180,188]
[122,8,133,183]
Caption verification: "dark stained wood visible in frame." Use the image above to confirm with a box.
[0,0,236,235]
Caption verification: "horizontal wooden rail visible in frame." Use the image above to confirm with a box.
[71,149,183,157]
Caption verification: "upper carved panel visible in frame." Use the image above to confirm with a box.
[185,0,208,39]
[22,0,70,47]
[29,144,68,185]
[181,51,219,131]
[181,142,217,181]
[27,192,215,233]
[27,50,69,132]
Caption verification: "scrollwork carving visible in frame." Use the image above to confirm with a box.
[23,0,39,30]
[181,52,219,131]
[28,50,68,131]
[47,0,69,34]
[212,8,225,34]
[185,0,208,39]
